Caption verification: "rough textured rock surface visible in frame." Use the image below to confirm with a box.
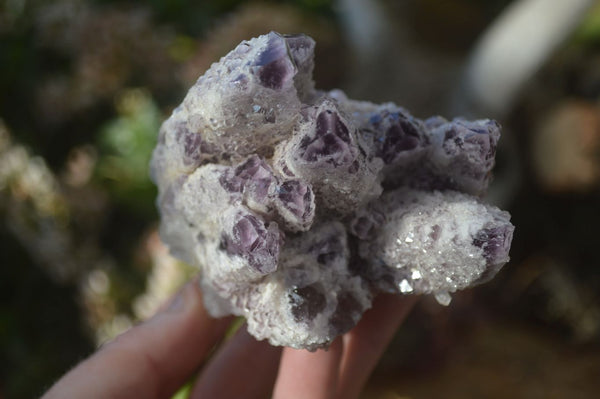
[150,32,515,350]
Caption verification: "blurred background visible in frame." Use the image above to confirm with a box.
[1,0,600,398]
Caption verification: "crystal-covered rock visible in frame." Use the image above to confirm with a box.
[353,188,514,301]
[150,32,515,349]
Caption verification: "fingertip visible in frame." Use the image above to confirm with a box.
[190,325,282,399]
[273,338,343,399]
[336,294,417,399]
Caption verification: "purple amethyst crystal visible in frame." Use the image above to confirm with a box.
[276,99,383,214]
[236,156,277,209]
[471,224,514,284]
[223,212,281,274]
[349,208,385,240]
[171,123,203,168]
[274,179,315,231]
[299,107,354,166]
[253,33,296,90]
[426,118,501,195]
[277,180,311,218]
[150,32,514,350]
[372,110,427,165]
[330,291,363,335]
[380,123,421,162]
[289,284,327,322]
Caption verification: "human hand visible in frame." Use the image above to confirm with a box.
[42,278,415,399]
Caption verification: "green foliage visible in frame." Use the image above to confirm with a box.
[574,2,600,44]
[96,89,160,216]
[171,381,192,399]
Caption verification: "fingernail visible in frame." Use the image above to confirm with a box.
[152,277,201,319]
[166,286,187,313]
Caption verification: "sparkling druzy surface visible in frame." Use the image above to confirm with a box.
[150,32,514,350]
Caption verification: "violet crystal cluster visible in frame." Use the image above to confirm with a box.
[150,32,514,350]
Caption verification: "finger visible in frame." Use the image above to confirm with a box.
[43,280,233,399]
[273,338,343,399]
[336,294,417,399]
[190,324,282,399]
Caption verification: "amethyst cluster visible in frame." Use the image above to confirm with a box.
[150,32,514,350]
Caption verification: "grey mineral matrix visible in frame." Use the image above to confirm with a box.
[150,31,514,350]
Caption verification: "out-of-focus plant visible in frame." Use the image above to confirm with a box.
[96,89,160,216]
[575,0,600,44]
[0,119,77,281]
[0,120,95,398]
[180,2,343,89]
[34,1,180,121]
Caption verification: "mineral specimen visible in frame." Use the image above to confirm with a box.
[150,32,514,350]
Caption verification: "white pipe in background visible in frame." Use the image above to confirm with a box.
[465,0,594,117]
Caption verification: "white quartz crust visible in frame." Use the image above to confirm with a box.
[150,32,514,350]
